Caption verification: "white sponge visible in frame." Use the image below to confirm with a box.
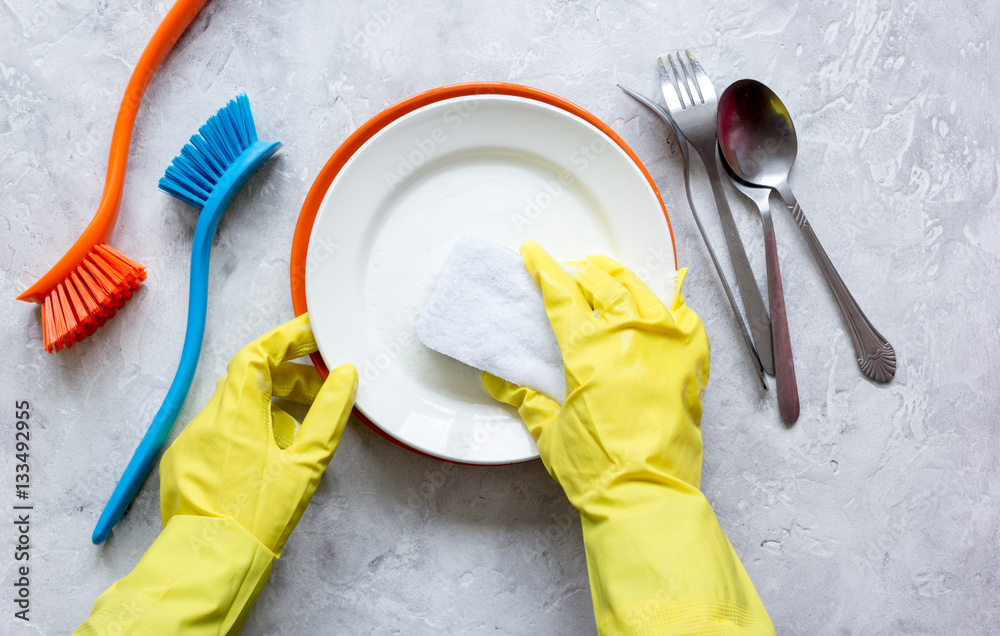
[416,234,567,402]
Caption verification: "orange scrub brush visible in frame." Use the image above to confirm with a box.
[17,0,209,353]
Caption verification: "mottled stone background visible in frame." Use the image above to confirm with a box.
[1,0,997,633]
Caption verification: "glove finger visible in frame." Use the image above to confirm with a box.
[573,260,639,321]
[520,241,595,348]
[584,254,669,321]
[271,408,299,450]
[669,267,690,312]
[271,362,325,405]
[667,269,711,348]
[231,314,318,377]
[289,363,359,467]
[481,372,560,440]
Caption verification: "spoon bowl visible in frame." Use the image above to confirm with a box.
[717,79,797,190]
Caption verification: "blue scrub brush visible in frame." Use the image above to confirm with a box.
[93,94,281,544]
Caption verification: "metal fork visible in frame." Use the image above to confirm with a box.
[618,84,766,389]
[658,51,775,376]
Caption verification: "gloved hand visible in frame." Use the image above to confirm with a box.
[76,314,357,635]
[483,242,774,636]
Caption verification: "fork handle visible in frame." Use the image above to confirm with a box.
[698,149,775,376]
[679,149,767,390]
[619,86,768,389]
[776,185,896,383]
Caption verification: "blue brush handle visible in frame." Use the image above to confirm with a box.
[93,140,280,544]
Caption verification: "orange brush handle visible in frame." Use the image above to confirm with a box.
[18,0,209,304]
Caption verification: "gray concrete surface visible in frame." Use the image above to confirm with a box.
[1,0,997,633]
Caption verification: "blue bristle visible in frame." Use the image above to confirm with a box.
[158,94,260,210]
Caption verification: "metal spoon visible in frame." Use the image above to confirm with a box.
[717,79,896,383]
[721,150,799,423]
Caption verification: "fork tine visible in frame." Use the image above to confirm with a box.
[617,83,682,136]
[657,56,684,111]
[617,83,659,114]
[676,51,703,105]
[667,53,696,108]
[685,49,716,102]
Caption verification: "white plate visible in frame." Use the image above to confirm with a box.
[305,95,676,464]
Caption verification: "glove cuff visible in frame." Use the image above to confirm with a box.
[578,481,774,636]
[75,516,275,635]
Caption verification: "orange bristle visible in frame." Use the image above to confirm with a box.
[42,297,56,353]
[64,277,98,344]
[41,243,146,353]
[75,266,115,319]
[69,271,100,321]
[84,255,119,301]
[56,284,78,339]
[95,244,145,291]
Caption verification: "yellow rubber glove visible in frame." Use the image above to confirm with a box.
[75,313,357,635]
[483,242,774,636]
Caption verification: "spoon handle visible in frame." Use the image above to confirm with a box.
[760,206,800,422]
[778,189,896,383]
